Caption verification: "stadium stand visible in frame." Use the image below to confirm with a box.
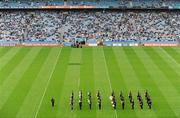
[0,0,180,9]
[0,0,64,8]
[0,10,179,46]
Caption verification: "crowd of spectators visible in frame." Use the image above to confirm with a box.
[0,0,64,8]
[0,10,179,44]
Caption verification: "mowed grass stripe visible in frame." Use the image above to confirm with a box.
[0,47,12,58]
[103,47,127,93]
[35,47,62,118]
[157,47,180,76]
[0,47,179,118]
[114,47,156,118]
[0,48,20,70]
[56,47,81,118]
[0,47,52,117]
[161,47,180,65]
[113,47,141,101]
[93,47,117,118]
[134,48,178,118]
[159,47,180,66]
[0,47,42,117]
[140,48,179,117]
[66,48,81,114]
[124,47,165,118]
[147,47,180,94]
[76,47,96,118]
[113,48,141,90]
[16,47,61,118]
[103,47,137,118]
[113,47,144,118]
[148,48,180,116]
[36,47,71,118]
[0,47,31,85]
[0,47,20,74]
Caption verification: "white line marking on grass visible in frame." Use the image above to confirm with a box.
[102,48,118,118]
[34,48,62,118]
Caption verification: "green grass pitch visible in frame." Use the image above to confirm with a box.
[0,46,180,118]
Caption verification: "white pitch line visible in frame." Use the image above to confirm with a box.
[34,48,62,118]
[102,48,118,118]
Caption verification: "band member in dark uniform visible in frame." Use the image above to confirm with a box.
[88,98,92,109]
[128,91,132,102]
[79,98,82,110]
[97,91,102,110]
[145,90,148,98]
[122,100,125,110]
[113,97,116,110]
[79,91,82,110]
[128,91,134,109]
[145,90,152,109]
[70,99,73,110]
[140,100,143,109]
[137,91,141,99]
[51,97,55,107]
[98,98,101,110]
[88,92,92,110]
[137,91,143,109]
[120,92,125,110]
[88,91,91,98]
[147,99,152,109]
[131,99,135,109]
[110,91,116,109]
[111,93,116,109]
[70,92,74,110]
[97,90,100,98]
[71,91,74,99]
